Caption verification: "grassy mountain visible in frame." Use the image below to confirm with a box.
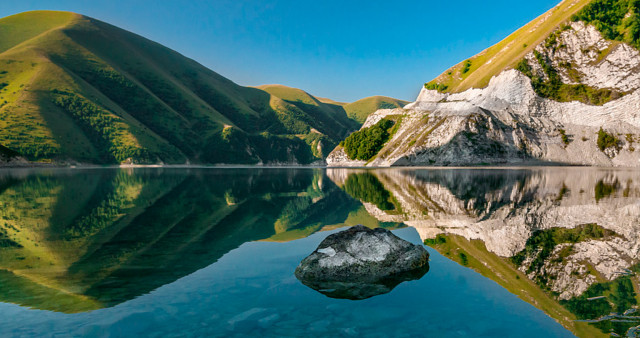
[258,85,408,127]
[425,0,593,93]
[0,11,400,165]
[343,96,409,124]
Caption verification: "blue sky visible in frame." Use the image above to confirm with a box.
[2,0,560,102]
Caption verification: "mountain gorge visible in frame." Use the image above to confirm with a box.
[328,0,640,167]
[0,11,401,166]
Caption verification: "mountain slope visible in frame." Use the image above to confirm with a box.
[425,0,592,93]
[343,96,409,124]
[257,85,408,127]
[328,0,640,167]
[0,11,399,165]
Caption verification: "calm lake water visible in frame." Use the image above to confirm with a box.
[0,167,638,337]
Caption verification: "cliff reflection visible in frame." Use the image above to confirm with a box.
[329,168,640,337]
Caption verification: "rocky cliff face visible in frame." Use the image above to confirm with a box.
[327,20,640,167]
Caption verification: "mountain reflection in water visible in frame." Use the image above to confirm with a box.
[0,168,404,313]
[0,167,637,337]
[329,167,640,337]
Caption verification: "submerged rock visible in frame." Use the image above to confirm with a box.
[295,225,429,299]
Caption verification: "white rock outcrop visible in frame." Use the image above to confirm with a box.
[327,22,640,167]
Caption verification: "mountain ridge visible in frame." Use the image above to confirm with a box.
[0,11,401,166]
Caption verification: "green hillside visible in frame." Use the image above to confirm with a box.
[0,11,397,165]
[425,0,593,93]
[343,96,409,124]
[259,85,409,126]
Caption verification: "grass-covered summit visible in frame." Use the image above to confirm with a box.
[0,11,402,165]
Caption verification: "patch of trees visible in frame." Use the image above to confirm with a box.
[561,276,638,336]
[53,54,197,156]
[424,82,449,92]
[64,173,143,239]
[342,118,395,161]
[515,54,620,105]
[597,128,621,151]
[572,0,640,49]
[461,60,472,74]
[202,128,318,165]
[0,228,21,248]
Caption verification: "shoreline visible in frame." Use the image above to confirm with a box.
[0,162,637,171]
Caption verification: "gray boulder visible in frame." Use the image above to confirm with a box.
[295,225,429,299]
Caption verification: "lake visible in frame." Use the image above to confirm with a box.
[0,167,637,337]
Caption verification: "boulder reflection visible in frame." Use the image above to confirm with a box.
[297,264,429,300]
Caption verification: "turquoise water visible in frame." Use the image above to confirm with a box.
[0,228,570,337]
[0,167,637,337]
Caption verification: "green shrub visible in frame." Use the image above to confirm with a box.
[461,60,472,74]
[595,179,618,202]
[516,53,620,105]
[597,128,621,151]
[558,129,570,146]
[342,119,395,161]
[458,252,469,266]
[424,82,449,92]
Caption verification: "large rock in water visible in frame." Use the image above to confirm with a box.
[295,225,429,300]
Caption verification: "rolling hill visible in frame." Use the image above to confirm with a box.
[343,96,409,124]
[0,11,403,165]
[258,85,408,125]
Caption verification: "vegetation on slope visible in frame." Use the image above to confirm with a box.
[425,0,593,93]
[259,85,408,127]
[572,0,640,49]
[424,234,605,338]
[515,52,621,105]
[597,128,621,151]
[341,119,395,161]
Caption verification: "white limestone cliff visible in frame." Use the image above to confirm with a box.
[327,22,640,167]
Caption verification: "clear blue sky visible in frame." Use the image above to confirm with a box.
[1,0,560,102]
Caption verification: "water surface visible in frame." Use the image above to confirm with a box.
[0,167,637,337]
